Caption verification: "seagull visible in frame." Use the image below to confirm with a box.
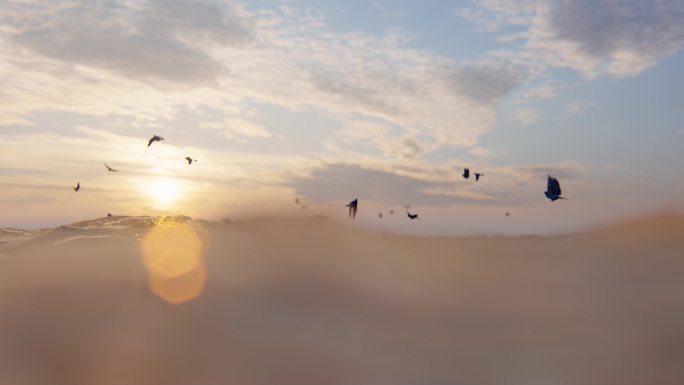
[346,199,358,219]
[544,175,567,201]
[73,182,80,192]
[474,172,484,181]
[104,163,119,172]
[463,168,470,179]
[407,211,418,220]
[185,157,197,165]
[147,135,164,147]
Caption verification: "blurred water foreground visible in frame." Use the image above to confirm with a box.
[1,214,683,385]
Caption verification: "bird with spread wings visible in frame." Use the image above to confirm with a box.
[544,175,566,201]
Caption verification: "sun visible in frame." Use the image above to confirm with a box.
[146,178,182,208]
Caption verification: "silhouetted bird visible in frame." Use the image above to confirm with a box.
[73,182,80,192]
[463,168,470,179]
[107,213,112,217]
[185,157,196,165]
[505,212,510,217]
[545,175,567,201]
[407,212,418,220]
[104,163,119,172]
[389,210,395,215]
[378,212,383,218]
[474,172,483,181]
[295,198,300,204]
[346,199,358,219]
[147,135,164,147]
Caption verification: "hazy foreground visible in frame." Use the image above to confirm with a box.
[1,214,683,385]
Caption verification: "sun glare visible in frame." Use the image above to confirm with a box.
[146,178,182,208]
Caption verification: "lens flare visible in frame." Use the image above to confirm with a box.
[141,218,206,304]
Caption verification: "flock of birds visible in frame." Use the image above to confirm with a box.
[72,134,196,194]
[297,169,566,222]
[72,133,567,222]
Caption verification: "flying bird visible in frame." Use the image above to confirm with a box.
[107,213,113,217]
[474,172,483,181]
[185,157,197,165]
[378,212,383,218]
[73,182,80,192]
[346,199,358,219]
[544,175,567,201]
[147,135,164,147]
[104,163,119,172]
[295,198,300,204]
[463,168,470,179]
[505,212,510,217]
[389,210,395,215]
[407,211,418,220]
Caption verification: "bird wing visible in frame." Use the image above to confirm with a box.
[547,176,553,193]
[553,178,562,195]
[148,137,154,146]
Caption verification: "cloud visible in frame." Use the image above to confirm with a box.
[518,84,556,101]
[462,0,684,77]
[513,108,539,125]
[0,113,32,126]
[0,0,532,160]
[3,0,252,84]
[200,118,271,142]
[445,63,524,105]
[468,146,494,158]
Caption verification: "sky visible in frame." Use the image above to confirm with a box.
[1,0,683,235]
